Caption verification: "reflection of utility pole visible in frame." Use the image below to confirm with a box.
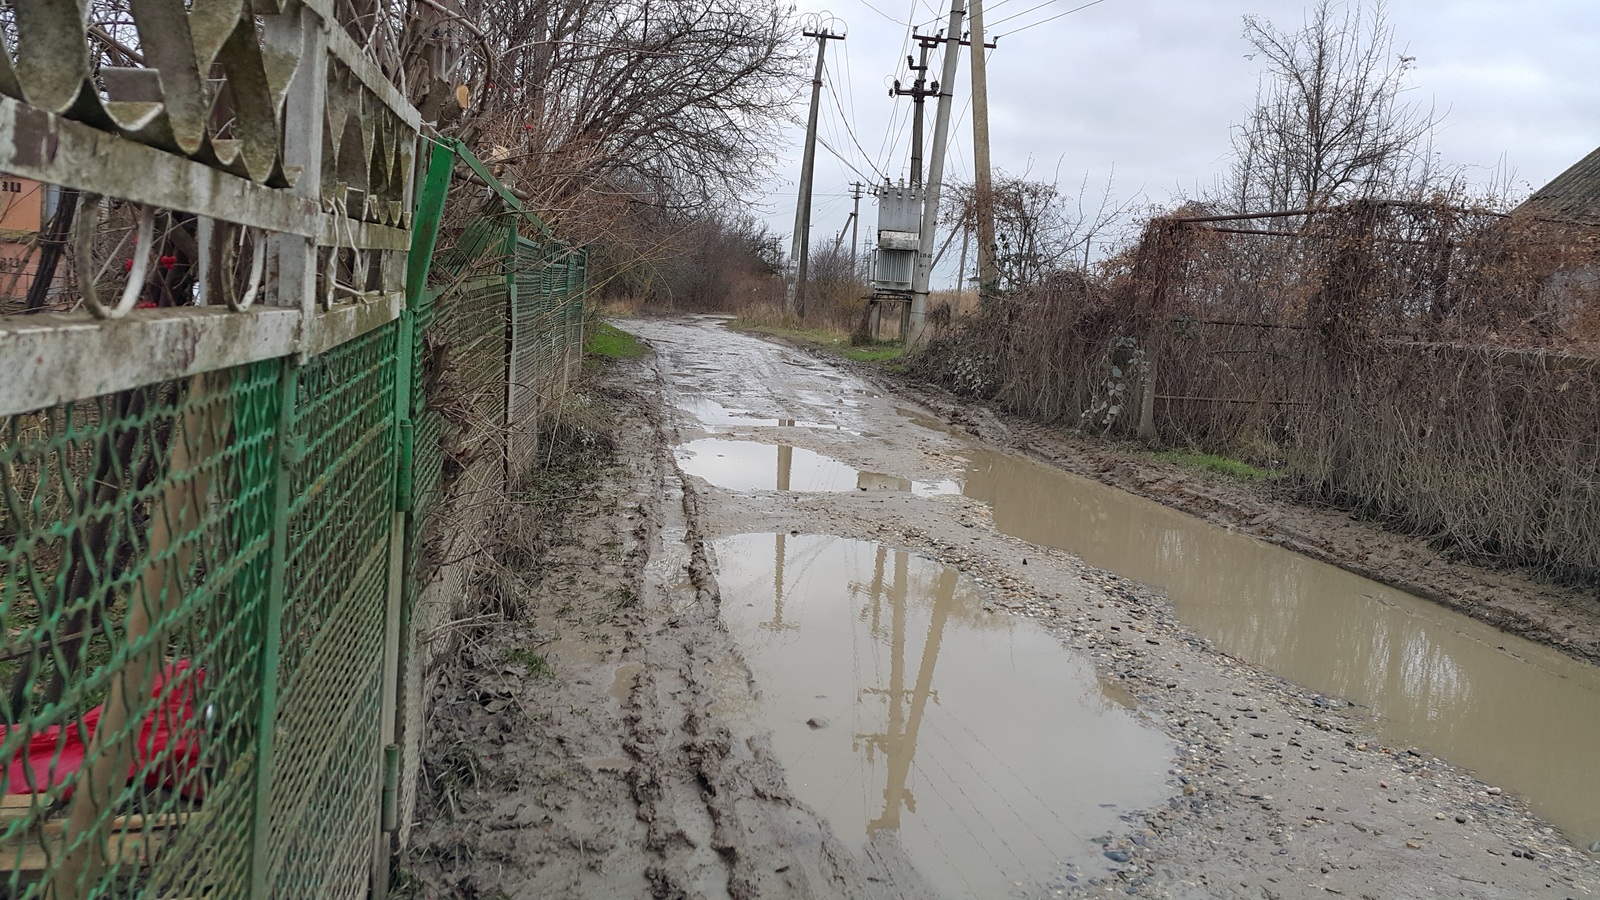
[785,24,846,317]
[866,545,887,636]
[855,555,958,834]
[763,533,799,632]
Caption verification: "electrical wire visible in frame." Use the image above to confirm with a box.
[825,56,890,180]
[841,34,860,128]
[856,0,916,27]
[992,0,1111,38]
[817,133,880,183]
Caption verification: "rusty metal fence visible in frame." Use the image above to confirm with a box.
[0,5,586,897]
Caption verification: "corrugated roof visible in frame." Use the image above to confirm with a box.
[1515,145,1600,223]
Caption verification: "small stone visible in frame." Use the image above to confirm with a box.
[1406,841,1422,850]
[1435,813,1446,820]
[806,717,829,729]
[1103,850,1131,863]
[1456,815,1468,824]
[1486,786,1502,796]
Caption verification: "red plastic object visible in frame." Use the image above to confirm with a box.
[0,662,208,798]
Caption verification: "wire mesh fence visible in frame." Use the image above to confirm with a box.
[0,126,587,899]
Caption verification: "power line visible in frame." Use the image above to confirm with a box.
[817,133,880,183]
[992,0,1111,38]
[840,40,862,152]
[857,0,916,27]
[825,56,889,180]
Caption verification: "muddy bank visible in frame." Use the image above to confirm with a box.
[783,333,1600,668]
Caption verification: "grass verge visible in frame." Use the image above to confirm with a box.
[585,322,646,361]
[1151,450,1277,481]
[729,321,907,371]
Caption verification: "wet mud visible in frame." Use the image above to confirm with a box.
[402,316,1600,899]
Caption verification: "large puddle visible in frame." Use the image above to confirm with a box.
[711,533,1173,898]
[961,449,1600,850]
[676,439,960,496]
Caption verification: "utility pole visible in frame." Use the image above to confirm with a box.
[785,19,845,317]
[906,0,967,347]
[891,45,936,187]
[957,218,970,296]
[969,0,998,301]
[849,182,863,278]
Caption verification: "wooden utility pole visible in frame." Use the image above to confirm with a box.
[969,0,998,300]
[906,1,967,347]
[785,23,845,317]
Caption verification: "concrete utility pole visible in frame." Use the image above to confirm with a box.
[891,45,936,187]
[785,21,845,317]
[849,181,863,277]
[969,0,998,300]
[906,0,967,348]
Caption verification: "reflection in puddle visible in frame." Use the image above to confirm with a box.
[712,534,1172,898]
[676,439,960,496]
[676,396,780,427]
[962,449,1600,849]
[855,471,962,497]
[676,396,835,431]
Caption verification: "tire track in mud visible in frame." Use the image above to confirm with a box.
[400,354,934,900]
[619,352,937,900]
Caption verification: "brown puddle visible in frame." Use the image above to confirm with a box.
[676,397,834,431]
[676,439,960,496]
[711,533,1173,897]
[961,449,1600,850]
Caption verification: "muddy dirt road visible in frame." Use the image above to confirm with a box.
[401,316,1600,900]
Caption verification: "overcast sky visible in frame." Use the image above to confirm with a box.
[762,0,1600,286]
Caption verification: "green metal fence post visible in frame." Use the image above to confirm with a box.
[249,359,300,899]
[378,138,456,890]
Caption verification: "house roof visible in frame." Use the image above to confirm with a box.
[1515,145,1600,223]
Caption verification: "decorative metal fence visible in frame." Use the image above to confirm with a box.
[0,7,586,898]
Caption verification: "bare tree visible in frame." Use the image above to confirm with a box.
[403,0,801,215]
[1230,0,1440,212]
[945,171,1136,291]
[395,0,801,297]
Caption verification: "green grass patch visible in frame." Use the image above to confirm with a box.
[729,321,907,370]
[1152,450,1276,481]
[502,646,553,677]
[585,322,646,360]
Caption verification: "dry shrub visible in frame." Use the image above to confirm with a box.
[924,199,1600,579]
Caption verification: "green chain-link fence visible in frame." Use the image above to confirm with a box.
[0,132,587,898]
